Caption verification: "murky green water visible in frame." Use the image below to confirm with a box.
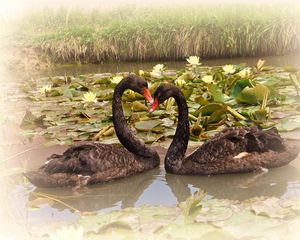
[1,55,300,229]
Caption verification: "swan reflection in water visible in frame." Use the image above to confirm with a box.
[29,162,300,212]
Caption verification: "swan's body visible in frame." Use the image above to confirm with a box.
[25,75,160,187]
[151,84,299,175]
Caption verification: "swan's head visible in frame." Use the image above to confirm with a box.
[150,84,178,112]
[123,74,153,104]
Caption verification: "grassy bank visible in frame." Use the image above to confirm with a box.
[11,4,300,63]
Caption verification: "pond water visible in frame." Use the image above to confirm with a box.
[42,54,300,76]
[1,55,300,229]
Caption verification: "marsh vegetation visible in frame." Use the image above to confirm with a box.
[20,59,300,144]
[9,4,300,64]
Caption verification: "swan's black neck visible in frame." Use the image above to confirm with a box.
[165,89,189,172]
[113,80,159,161]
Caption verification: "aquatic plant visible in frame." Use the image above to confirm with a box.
[175,78,186,87]
[110,75,123,84]
[20,59,300,145]
[238,67,252,78]
[150,64,165,79]
[202,75,214,84]
[20,191,300,239]
[40,85,52,94]
[186,56,201,66]
[222,65,236,74]
[82,91,97,103]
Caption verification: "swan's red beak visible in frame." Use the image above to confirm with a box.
[143,88,153,104]
[149,98,159,113]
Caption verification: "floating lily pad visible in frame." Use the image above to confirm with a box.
[236,84,270,104]
[231,79,253,97]
[20,110,45,129]
[134,120,163,131]
[251,197,293,219]
[276,115,300,132]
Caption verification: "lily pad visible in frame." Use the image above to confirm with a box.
[276,115,300,132]
[209,84,228,103]
[236,84,270,105]
[20,110,45,129]
[231,79,253,97]
[198,103,225,116]
[135,120,163,131]
[251,197,293,219]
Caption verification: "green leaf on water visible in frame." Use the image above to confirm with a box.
[131,101,148,112]
[20,110,45,129]
[250,109,269,123]
[196,199,233,222]
[276,115,300,132]
[231,79,253,98]
[46,89,62,97]
[236,84,270,104]
[199,103,225,116]
[251,197,294,219]
[208,84,227,103]
[179,191,205,221]
[134,120,163,131]
[182,87,193,100]
[207,107,227,123]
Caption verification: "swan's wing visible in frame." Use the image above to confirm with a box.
[186,128,249,164]
[182,127,299,175]
[25,141,158,187]
[186,127,290,164]
[42,142,138,175]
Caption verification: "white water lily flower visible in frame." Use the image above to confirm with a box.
[110,75,123,84]
[150,64,164,79]
[222,65,236,74]
[202,75,213,84]
[150,70,163,79]
[152,64,164,72]
[175,78,186,87]
[138,70,145,76]
[238,67,252,78]
[40,85,52,94]
[186,56,201,66]
[49,226,84,240]
[256,59,265,70]
[82,91,97,103]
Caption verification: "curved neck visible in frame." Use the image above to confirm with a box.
[112,80,158,160]
[165,89,189,172]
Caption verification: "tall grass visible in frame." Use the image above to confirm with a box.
[13,4,300,63]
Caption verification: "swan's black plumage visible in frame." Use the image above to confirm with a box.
[151,84,299,175]
[25,75,160,187]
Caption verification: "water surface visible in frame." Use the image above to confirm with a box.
[41,54,300,76]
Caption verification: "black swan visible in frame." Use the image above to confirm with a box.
[25,75,160,188]
[150,84,299,175]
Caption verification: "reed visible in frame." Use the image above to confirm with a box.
[13,4,300,63]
